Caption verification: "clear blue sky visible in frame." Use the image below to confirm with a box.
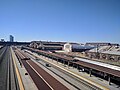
[0,0,120,43]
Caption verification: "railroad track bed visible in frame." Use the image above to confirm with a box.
[14,47,108,90]
[25,50,104,90]
[14,48,69,90]
[0,46,19,90]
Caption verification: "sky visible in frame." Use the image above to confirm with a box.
[0,0,120,44]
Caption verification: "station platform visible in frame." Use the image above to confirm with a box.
[25,50,120,90]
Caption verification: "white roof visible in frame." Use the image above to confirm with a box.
[102,51,120,55]
[74,57,120,71]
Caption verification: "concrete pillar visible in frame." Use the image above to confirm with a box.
[62,59,64,64]
[108,75,111,85]
[96,52,100,59]
[63,60,65,67]
[51,57,53,62]
[57,58,58,64]
[68,61,69,69]
[77,64,79,70]
[104,73,107,78]
[106,54,109,60]
[89,69,92,77]
[100,53,103,59]
[61,60,63,63]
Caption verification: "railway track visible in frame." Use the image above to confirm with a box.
[26,52,81,90]
[24,50,106,90]
[0,46,7,64]
[0,46,9,90]
[34,55,102,90]
[14,49,69,90]
[22,60,52,90]
[0,46,19,90]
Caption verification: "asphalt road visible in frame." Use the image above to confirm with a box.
[0,46,19,90]
[0,46,9,90]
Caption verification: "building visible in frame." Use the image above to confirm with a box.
[9,35,14,42]
[86,42,119,46]
[64,43,94,52]
[29,41,66,51]
[86,42,111,46]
